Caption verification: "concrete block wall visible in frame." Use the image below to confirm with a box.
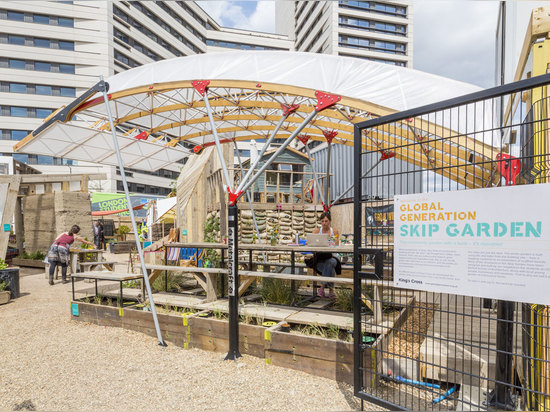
[23,192,93,253]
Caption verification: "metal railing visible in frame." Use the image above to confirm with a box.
[353,73,550,410]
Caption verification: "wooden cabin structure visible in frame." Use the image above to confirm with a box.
[236,147,317,205]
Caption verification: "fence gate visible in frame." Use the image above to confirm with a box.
[353,74,550,410]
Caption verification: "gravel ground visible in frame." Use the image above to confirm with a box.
[0,269,380,411]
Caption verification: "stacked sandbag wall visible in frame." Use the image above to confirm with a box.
[236,209,323,245]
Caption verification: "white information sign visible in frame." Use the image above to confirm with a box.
[394,183,550,305]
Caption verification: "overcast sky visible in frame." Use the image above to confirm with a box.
[197,1,548,89]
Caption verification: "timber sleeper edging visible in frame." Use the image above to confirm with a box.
[69,301,399,385]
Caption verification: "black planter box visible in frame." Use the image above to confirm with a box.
[0,268,20,299]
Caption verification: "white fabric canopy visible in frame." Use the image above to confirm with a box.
[14,51,495,180]
[105,51,481,113]
[16,121,188,171]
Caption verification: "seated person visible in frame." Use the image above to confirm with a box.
[312,211,341,298]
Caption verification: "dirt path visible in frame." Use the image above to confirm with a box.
[0,270,377,411]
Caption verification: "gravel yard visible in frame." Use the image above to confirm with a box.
[0,269,378,411]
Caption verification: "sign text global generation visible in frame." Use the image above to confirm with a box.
[398,201,542,238]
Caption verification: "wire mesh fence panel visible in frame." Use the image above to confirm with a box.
[353,74,550,411]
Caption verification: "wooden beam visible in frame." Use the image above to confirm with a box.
[1,176,21,259]
[80,175,89,193]
[0,173,107,184]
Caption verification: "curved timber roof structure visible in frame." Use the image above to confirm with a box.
[15,51,500,188]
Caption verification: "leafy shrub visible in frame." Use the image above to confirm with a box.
[151,274,188,293]
[334,287,353,312]
[117,225,131,235]
[0,281,7,291]
[259,278,292,305]
[29,250,46,261]
[0,259,7,270]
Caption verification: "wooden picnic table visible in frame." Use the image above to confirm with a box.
[71,271,143,307]
[69,248,106,275]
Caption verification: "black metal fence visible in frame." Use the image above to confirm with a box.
[353,74,550,410]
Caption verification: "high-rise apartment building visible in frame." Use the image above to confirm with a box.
[0,1,291,195]
[276,1,413,67]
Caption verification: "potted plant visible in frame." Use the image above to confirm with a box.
[117,225,130,241]
[0,258,19,299]
[0,281,10,305]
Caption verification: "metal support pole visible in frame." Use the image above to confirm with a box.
[304,143,326,206]
[324,142,331,207]
[225,204,241,360]
[203,93,232,191]
[240,110,317,197]
[235,145,267,262]
[99,77,166,346]
[330,159,383,208]
[236,113,289,193]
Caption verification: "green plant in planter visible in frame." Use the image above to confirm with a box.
[0,281,7,291]
[0,259,8,270]
[259,278,291,305]
[334,288,354,312]
[203,215,221,267]
[117,225,131,241]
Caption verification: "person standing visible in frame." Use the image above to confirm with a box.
[93,221,103,249]
[47,225,95,285]
[98,221,106,251]
[312,211,340,298]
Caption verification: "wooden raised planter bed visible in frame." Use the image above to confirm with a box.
[70,301,404,385]
[12,258,46,268]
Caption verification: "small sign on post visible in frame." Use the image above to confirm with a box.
[182,229,187,236]
[3,224,10,232]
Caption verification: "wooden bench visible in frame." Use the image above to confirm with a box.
[79,261,116,271]
[71,271,143,307]
[145,264,227,302]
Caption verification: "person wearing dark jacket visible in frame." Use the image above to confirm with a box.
[312,211,340,298]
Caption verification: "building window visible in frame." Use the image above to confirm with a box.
[58,17,74,27]
[34,38,50,48]
[11,130,28,140]
[34,61,51,71]
[8,59,25,69]
[36,85,53,95]
[9,83,27,93]
[33,14,50,24]
[12,154,28,163]
[8,35,25,45]
[338,35,406,55]
[58,40,74,51]
[339,16,406,36]
[234,149,251,158]
[59,63,75,74]
[36,108,53,118]
[7,11,24,21]
[338,1,407,17]
[10,107,28,117]
[60,87,75,97]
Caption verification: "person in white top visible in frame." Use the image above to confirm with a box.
[312,211,340,298]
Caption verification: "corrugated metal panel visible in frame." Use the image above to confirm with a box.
[311,145,423,203]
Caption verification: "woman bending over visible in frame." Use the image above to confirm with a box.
[47,224,95,285]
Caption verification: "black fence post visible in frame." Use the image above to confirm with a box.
[225,204,241,361]
[353,124,363,396]
[487,300,515,409]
